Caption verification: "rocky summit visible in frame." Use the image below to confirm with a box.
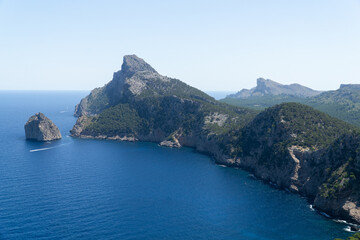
[25,113,62,141]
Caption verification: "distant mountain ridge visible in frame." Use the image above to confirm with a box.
[222,80,360,127]
[227,78,322,99]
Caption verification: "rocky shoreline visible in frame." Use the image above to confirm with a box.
[70,130,360,227]
[73,134,138,142]
[219,157,360,230]
[69,55,360,226]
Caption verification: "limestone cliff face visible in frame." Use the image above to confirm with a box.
[71,55,360,224]
[25,113,62,141]
[250,135,360,225]
[74,55,194,117]
[72,93,251,163]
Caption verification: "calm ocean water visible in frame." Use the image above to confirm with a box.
[0,91,352,240]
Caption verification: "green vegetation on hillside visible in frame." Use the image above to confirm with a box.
[244,103,356,148]
[307,86,360,127]
[82,93,256,146]
[82,104,147,136]
[240,103,358,166]
[137,78,214,102]
[75,54,258,142]
[86,87,110,114]
[317,133,360,199]
[221,95,305,110]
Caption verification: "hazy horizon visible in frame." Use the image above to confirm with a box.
[1,0,359,91]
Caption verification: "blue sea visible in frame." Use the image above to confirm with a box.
[0,91,353,239]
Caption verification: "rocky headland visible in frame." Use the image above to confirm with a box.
[71,55,360,225]
[25,112,62,141]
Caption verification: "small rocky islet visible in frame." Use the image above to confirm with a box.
[24,112,62,141]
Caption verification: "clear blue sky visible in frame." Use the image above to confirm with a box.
[0,0,359,91]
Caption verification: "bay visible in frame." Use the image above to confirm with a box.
[0,91,351,239]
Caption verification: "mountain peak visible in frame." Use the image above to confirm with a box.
[257,77,266,83]
[256,78,266,86]
[257,78,275,85]
[257,77,280,83]
[121,55,157,75]
[35,112,46,119]
[74,54,215,117]
[256,78,282,89]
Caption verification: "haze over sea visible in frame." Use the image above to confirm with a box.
[0,91,352,239]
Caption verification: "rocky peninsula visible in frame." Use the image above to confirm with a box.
[71,55,360,225]
[25,112,62,141]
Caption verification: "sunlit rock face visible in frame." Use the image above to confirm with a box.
[24,112,62,141]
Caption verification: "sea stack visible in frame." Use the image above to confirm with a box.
[24,113,62,141]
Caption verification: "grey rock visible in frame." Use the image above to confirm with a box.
[74,55,212,117]
[24,113,62,141]
[159,140,181,148]
[227,78,322,99]
[121,54,157,76]
[74,55,173,117]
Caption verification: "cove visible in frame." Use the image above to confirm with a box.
[0,91,352,239]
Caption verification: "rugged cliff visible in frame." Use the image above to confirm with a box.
[229,103,356,190]
[227,103,360,224]
[228,103,360,222]
[25,112,62,141]
[71,55,256,161]
[313,133,360,223]
[71,55,360,224]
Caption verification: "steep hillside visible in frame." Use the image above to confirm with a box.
[313,133,360,223]
[74,55,213,117]
[220,103,360,223]
[222,94,305,110]
[306,84,360,126]
[71,55,256,159]
[220,103,357,191]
